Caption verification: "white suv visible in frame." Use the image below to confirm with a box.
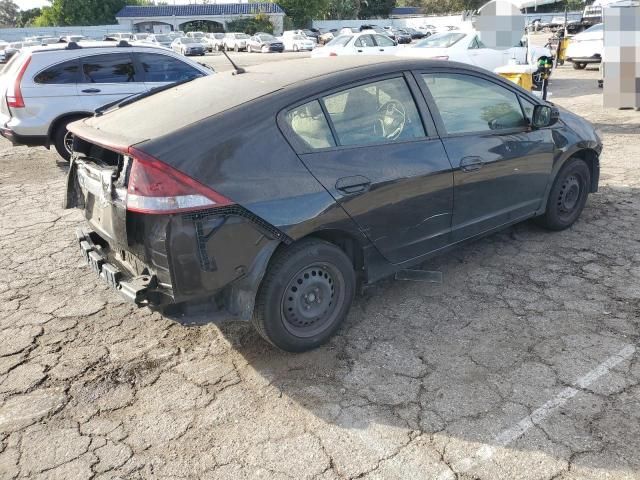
[0,41,212,160]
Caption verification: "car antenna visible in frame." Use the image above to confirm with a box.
[220,49,245,75]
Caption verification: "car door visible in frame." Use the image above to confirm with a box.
[352,34,377,55]
[280,74,454,265]
[136,52,205,90]
[467,36,509,71]
[24,58,80,108]
[415,70,555,241]
[373,34,397,55]
[77,53,147,113]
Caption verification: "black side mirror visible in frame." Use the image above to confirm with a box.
[532,105,559,128]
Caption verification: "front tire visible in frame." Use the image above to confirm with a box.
[536,157,591,230]
[53,115,87,161]
[252,239,356,352]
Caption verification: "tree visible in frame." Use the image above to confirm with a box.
[278,0,331,27]
[16,7,41,27]
[33,0,150,27]
[0,0,19,27]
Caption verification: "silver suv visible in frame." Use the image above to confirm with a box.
[0,41,212,160]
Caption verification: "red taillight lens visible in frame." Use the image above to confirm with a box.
[7,55,31,109]
[126,147,233,214]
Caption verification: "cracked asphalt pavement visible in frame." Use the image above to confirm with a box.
[1,62,640,480]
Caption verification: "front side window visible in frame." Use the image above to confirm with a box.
[422,73,527,134]
[285,100,335,150]
[322,77,425,147]
[137,53,203,83]
[81,54,138,83]
[354,35,375,47]
[34,60,80,84]
[375,35,395,47]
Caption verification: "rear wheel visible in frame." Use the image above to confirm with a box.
[536,157,591,230]
[53,115,87,161]
[252,239,356,352]
[573,62,587,70]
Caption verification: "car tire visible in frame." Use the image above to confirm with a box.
[234,45,239,52]
[573,62,587,70]
[252,238,356,352]
[293,44,299,52]
[53,115,87,162]
[536,157,591,231]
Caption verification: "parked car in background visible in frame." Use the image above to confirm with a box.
[187,31,206,41]
[61,35,87,43]
[387,28,412,44]
[65,56,601,352]
[223,32,250,52]
[339,27,359,36]
[312,32,397,57]
[204,32,225,52]
[247,33,284,53]
[111,32,134,41]
[404,27,426,39]
[283,34,316,52]
[418,25,437,36]
[0,41,211,160]
[3,40,40,62]
[172,37,206,56]
[143,34,173,48]
[397,31,552,72]
[318,29,338,45]
[565,23,603,69]
[132,33,149,41]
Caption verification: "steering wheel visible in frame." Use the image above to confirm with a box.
[374,100,406,141]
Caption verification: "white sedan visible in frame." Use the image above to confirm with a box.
[565,23,603,69]
[396,31,552,72]
[311,32,398,57]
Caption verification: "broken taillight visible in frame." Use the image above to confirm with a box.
[126,147,234,214]
[7,55,31,109]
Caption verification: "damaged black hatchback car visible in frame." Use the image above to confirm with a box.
[65,57,602,352]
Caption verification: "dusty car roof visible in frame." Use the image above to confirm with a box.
[71,57,453,148]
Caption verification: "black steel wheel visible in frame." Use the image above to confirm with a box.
[536,157,591,230]
[252,239,355,352]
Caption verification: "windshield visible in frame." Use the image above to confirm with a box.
[236,34,249,39]
[583,23,603,33]
[181,38,198,44]
[326,35,352,47]
[259,34,275,41]
[135,34,148,39]
[414,32,466,48]
[191,32,204,38]
[154,35,170,42]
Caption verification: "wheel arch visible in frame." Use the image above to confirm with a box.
[47,111,93,142]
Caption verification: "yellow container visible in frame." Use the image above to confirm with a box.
[557,37,570,62]
[494,65,535,91]
[497,72,533,91]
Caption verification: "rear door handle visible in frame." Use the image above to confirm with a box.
[82,88,101,93]
[336,175,371,194]
[460,156,483,172]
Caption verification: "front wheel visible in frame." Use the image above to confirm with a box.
[252,239,356,352]
[573,62,587,70]
[536,157,591,230]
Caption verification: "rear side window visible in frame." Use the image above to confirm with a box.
[285,100,335,150]
[34,60,80,84]
[137,53,203,83]
[322,77,425,147]
[354,35,375,47]
[81,53,139,83]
